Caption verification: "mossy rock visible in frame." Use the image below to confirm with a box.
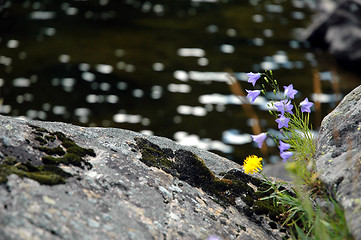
[0,156,71,185]
[31,127,95,170]
[35,146,66,156]
[0,125,96,185]
[133,137,285,223]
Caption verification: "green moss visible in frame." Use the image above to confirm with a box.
[242,195,255,206]
[251,197,285,222]
[33,131,44,136]
[253,200,273,215]
[174,149,216,189]
[29,125,49,133]
[0,157,71,185]
[2,156,17,165]
[54,132,76,148]
[52,131,95,158]
[135,137,231,200]
[32,129,95,169]
[45,134,56,142]
[34,136,47,145]
[42,153,82,167]
[35,146,66,156]
[134,137,175,173]
[40,164,73,178]
[133,137,283,221]
[0,125,96,185]
[67,145,96,158]
[42,155,65,165]
[23,171,66,185]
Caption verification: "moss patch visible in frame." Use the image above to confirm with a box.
[35,146,66,156]
[0,156,71,185]
[31,127,95,170]
[0,125,96,185]
[133,137,285,224]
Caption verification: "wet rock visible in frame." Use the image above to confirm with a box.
[314,85,361,240]
[303,0,361,70]
[0,115,288,240]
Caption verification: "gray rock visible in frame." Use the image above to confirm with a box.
[0,115,288,240]
[315,85,361,240]
[303,0,361,70]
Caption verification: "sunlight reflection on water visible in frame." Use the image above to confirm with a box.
[0,0,356,163]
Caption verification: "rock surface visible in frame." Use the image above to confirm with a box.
[303,0,361,70]
[2,83,361,239]
[315,85,361,240]
[0,115,288,240]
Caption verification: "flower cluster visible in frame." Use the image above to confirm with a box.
[246,71,314,162]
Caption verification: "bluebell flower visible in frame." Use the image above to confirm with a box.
[247,72,261,86]
[280,151,293,162]
[279,140,291,152]
[275,115,290,129]
[251,132,267,148]
[274,100,293,115]
[246,90,261,103]
[300,97,313,113]
[284,84,298,99]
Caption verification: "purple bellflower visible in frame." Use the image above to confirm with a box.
[284,84,298,99]
[247,72,261,86]
[279,140,291,152]
[251,132,267,149]
[275,115,290,129]
[300,97,313,113]
[280,151,293,162]
[246,90,261,103]
[274,100,293,115]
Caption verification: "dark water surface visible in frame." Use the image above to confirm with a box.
[1,0,360,164]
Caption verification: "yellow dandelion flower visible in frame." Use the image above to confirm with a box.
[243,155,263,174]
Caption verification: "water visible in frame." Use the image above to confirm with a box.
[0,0,359,165]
